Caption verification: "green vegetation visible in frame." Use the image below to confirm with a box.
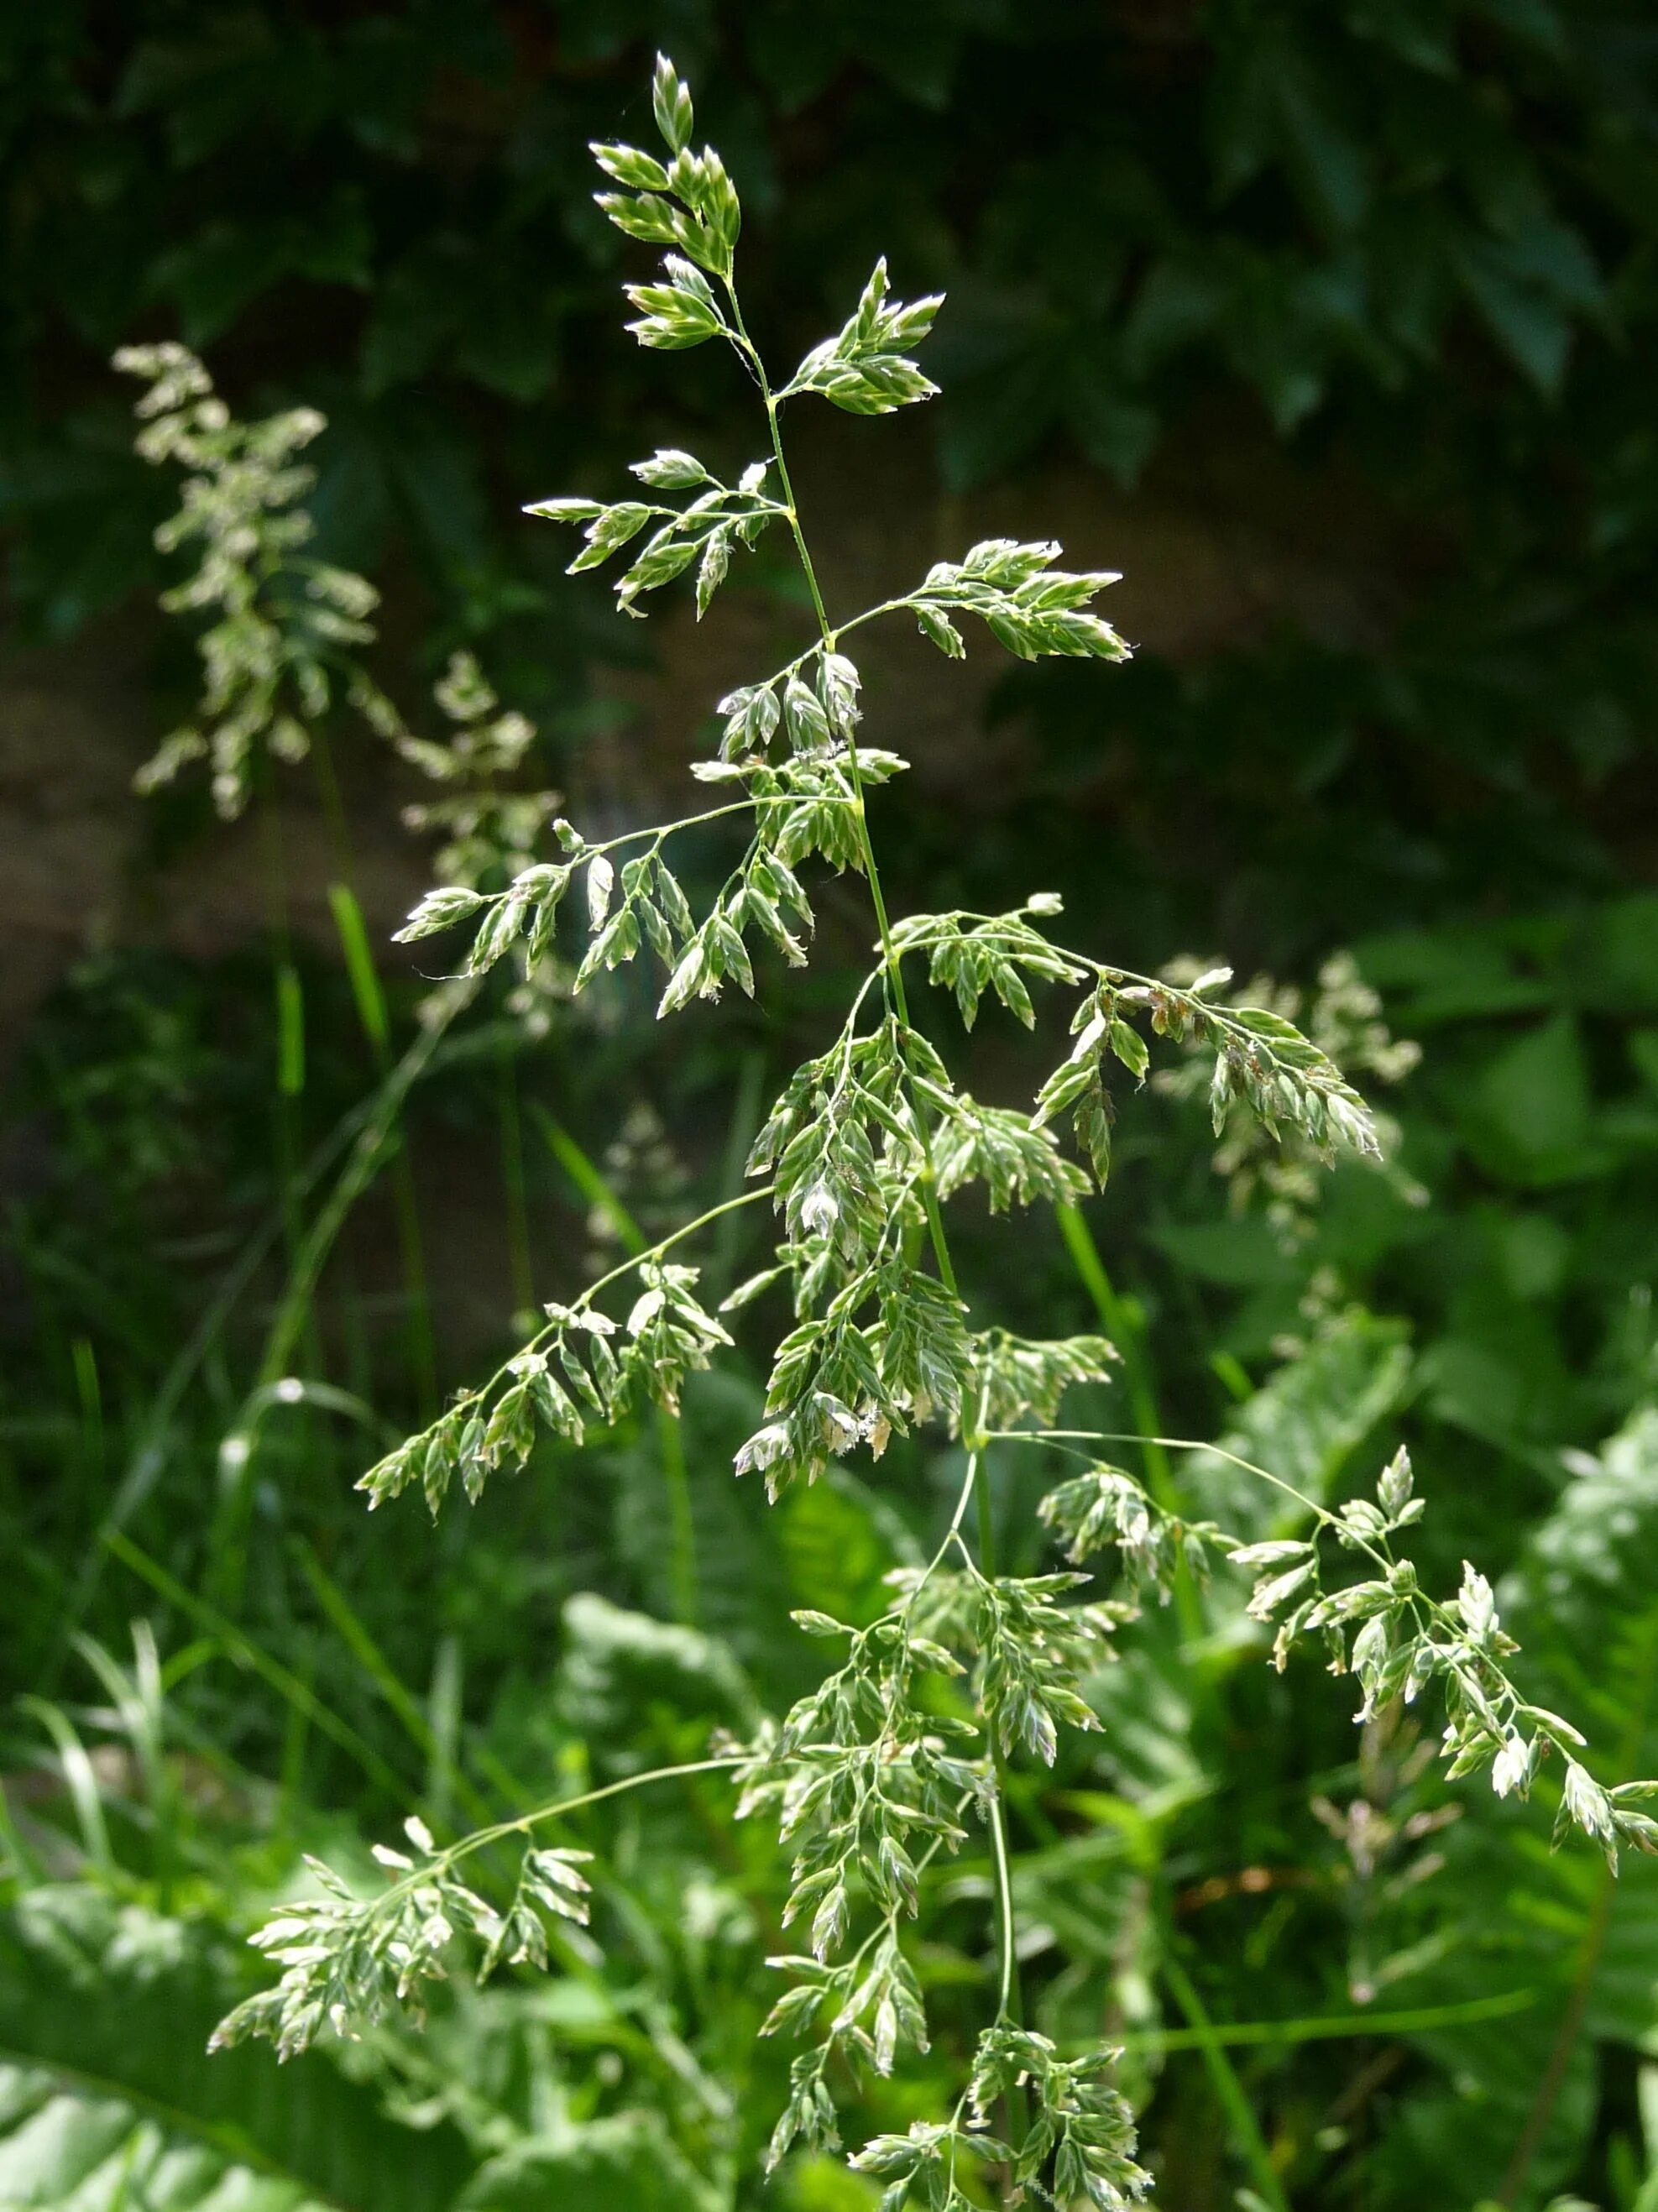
[5,12,1658,2212]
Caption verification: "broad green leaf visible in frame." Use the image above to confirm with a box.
[459,2117,721,2212]
[0,1890,470,2212]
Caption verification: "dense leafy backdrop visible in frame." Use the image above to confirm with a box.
[4,6,1658,2209]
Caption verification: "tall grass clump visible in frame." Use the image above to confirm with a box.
[161,55,1658,2210]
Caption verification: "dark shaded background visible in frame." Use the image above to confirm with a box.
[4,7,1658,2208]
[7,0,1658,1445]
[6,3,1656,1011]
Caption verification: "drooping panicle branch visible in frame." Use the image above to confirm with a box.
[210,53,1658,2212]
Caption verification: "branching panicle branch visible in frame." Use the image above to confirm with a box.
[207,52,1658,2208]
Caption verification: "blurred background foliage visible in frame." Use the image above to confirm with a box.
[3,3,1658,2208]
